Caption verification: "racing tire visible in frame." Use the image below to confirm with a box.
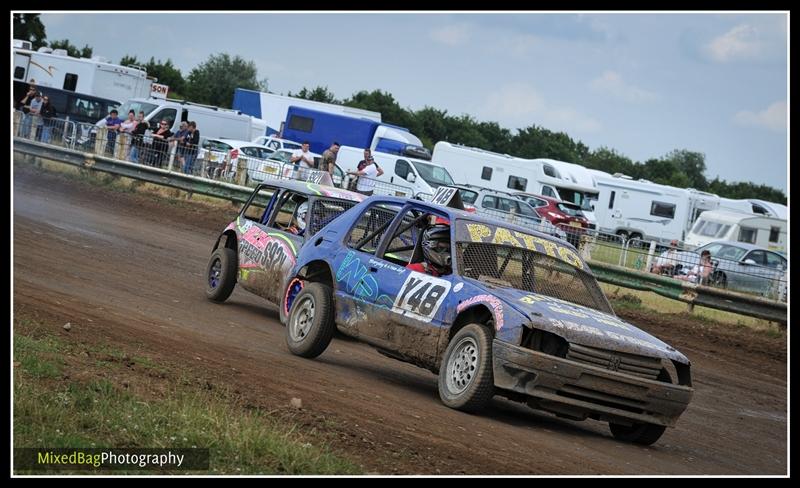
[609,421,667,446]
[205,248,237,302]
[285,282,335,358]
[438,324,495,413]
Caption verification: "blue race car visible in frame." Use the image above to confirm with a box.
[279,196,694,445]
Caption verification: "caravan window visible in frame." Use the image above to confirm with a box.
[507,176,527,192]
[769,226,781,243]
[608,191,616,209]
[650,201,676,219]
[543,164,558,178]
[542,186,557,198]
[738,227,758,244]
[288,115,313,133]
[63,73,78,91]
[481,166,493,180]
[67,98,106,121]
[14,67,24,79]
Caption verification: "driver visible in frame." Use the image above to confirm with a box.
[406,221,451,277]
[286,200,308,236]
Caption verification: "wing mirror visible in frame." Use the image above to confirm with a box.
[742,259,757,265]
[407,172,416,183]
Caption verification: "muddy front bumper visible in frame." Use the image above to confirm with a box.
[492,340,693,427]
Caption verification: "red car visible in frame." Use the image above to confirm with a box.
[515,193,590,245]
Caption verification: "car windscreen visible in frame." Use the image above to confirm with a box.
[557,202,585,218]
[457,189,479,205]
[204,140,233,152]
[412,161,455,186]
[456,242,614,315]
[701,243,747,261]
[114,100,159,119]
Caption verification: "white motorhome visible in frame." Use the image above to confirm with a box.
[337,145,455,198]
[718,198,787,219]
[591,174,720,244]
[231,88,381,135]
[97,97,267,142]
[431,142,597,209]
[13,40,159,103]
[685,210,787,252]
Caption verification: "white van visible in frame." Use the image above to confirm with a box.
[96,97,267,142]
[685,210,787,252]
[337,145,455,198]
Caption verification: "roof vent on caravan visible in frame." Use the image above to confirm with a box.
[91,55,110,63]
[612,173,633,179]
[543,164,560,178]
[37,46,53,54]
[13,39,33,50]
[51,48,68,57]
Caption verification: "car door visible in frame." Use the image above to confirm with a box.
[737,250,768,293]
[238,188,305,305]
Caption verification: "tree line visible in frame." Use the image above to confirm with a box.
[14,14,786,204]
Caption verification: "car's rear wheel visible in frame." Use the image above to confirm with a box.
[609,421,667,446]
[285,282,335,358]
[438,324,494,412]
[205,248,237,302]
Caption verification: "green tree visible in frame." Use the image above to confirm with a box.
[144,57,186,98]
[511,125,588,164]
[344,89,416,129]
[585,147,636,176]
[48,39,92,58]
[661,149,708,190]
[184,53,262,108]
[13,14,47,49]
[289,86,340,104]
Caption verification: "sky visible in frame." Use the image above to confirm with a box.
[33,12,789,192]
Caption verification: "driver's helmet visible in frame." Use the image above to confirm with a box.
[294,201,308,231]
[422,223,451,269]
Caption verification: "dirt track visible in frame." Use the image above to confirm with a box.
[12,163,788,475]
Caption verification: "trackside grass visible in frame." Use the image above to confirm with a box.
[13,321,361,475]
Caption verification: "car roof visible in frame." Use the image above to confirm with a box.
[363,195,573,247]
[254,180,365,202]
[210,138,265,149]
[702,241,781,253]
[448,184,520,198]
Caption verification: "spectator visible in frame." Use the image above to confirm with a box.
[348,148,384,191]
[119,110,138,159]
[171,121,189,169]
[104,109,123,155]
[27,91,45,140]
[320,141,340,175]
[677,250,713,284]
[150,119,173,168]
[39,95,57,143]
[348,154,380,196]
[129,111,148,164]
[182,121,200,175]
[17,84,38,138]
[651,240,681,275]
[290,141,315,178]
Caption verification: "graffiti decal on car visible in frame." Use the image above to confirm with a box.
[336,251,394,309]
[456,294,505,330]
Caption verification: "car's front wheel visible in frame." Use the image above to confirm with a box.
[285,282,335,358]
[438,324,495,412]
[609,421,667,445]
[205,248,237,302]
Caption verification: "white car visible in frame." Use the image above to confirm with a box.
[198,138,282,183]
[251,135,304,152]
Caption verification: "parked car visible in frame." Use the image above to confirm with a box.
[515,192,591,246]
[204,181,365,308]
[279,196,694,445]
[671,241,787,299]
[252,135,304,152]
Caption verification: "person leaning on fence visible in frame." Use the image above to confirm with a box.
[290,141,315,179]
[104,109,123,155]
[170,121,189,169]
[348,154,380,196]
[28,91,44,140]
[677,250,713,284]
[321,141,340,175]
[17,84,38,138]
[129,111,149,164]
[39,95,57,143]
[150,119,173,168]
[119,110,137,159]
[651,239,680,275]
[182,121,200,175]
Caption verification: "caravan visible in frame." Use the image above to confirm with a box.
[717,198,787,219]
[591,174,720,245]
[684,210,787,252]
[431,142,597,210]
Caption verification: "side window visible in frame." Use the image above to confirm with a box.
[268,141,280,150]
[14,67,25,79]
[287,115,313,132]
[650,201,676,219]
[764,252,785,269]
[270,191,309,234]
[498,198,515,212]
[507,176,527,192]
[152,108,178,128]
[481,166,493,180]
[608,190,616,208]
[542,186,557,198]
[242,187,278,225]
[482,195,497,210]
[738,227,758,244]
[534,197,548,208]
[307,198,360,237]
[383,209,426,266]
[346,203,402,254]
[769,226,781,243]
[395,159,410,179]
[543,164,558,177]
[745,250,766,265]
[63,73,78,91]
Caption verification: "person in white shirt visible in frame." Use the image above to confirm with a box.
[651,240,680,275]
[348,156,379,196]
[290,141,315,179]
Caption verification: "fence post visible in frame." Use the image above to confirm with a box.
[95,127,108,155]
[619,237,628,267]
[644,240,657,273]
